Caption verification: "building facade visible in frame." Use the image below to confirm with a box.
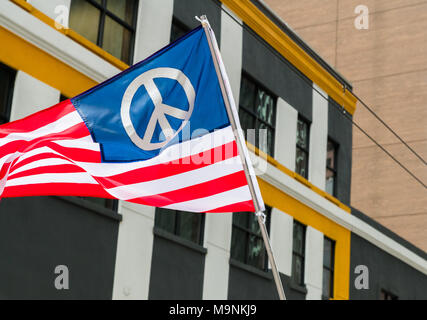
[264,0,427,253]
[0,0,425,299]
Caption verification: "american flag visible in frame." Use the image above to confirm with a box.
[0,25,264,213]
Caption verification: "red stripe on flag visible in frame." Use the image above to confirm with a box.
[207,200,255,213]
[0,100,76,137]
[2,183,112,198]
[0,122,91,156]
[8,164,85,180]
[129,170,248,207]
[94,141,238,188]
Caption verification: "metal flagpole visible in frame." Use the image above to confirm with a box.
[199,15,286,300]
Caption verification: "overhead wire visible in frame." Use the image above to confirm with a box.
[213,1,427,189]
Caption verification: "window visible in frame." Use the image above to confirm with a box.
[295,117,310,179]
[170,18,189,43]
[230,207,271,270]
[292,220,306,285]
[238,74,276,156]
[323,237,335,299]
[155,208,205,245]
[326,139,338,196]
[380,289,398,300]
[69,0,138,64]
[0,62,16,124]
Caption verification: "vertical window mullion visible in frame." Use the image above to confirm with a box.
[97,0,107,47]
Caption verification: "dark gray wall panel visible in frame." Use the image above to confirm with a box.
[242,28,313,121]
[350,233,427,300]
[227,261,306,300]
[149,229,206,299]
[328,99,352,205]
[173,0,221,43]
[0,197,119,299]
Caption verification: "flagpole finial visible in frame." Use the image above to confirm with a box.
[195,15,209,27]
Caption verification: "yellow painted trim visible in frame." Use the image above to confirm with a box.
[10,0,129,71]
[0,26,96,98]
[259,178,351,300]
[246,142,351,213]
[220,0,357,115]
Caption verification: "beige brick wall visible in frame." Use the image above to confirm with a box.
[265,0,427,251]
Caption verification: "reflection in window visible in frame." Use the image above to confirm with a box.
[292,220,306,285]
[0,62,15,124]
[296,117,310,179]
[238,74,276,156]
[230,207,271,270]
[326,139,338,196]
[323,237,335,299]
[69,0,138,64]
[155,208,205,245]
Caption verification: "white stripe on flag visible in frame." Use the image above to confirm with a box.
[162,185,252,212]
[0,111,83,147]
[106,156,243,200]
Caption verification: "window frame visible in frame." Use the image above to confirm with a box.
[230,207,272,271]
[154,208,206,246]
[292,220,306,286]
[0,62,16,124]
[238,72,277,157]
[326,138,339,197]
[295,115,310,179]
[322,236,335,299]
[70,0,139,64]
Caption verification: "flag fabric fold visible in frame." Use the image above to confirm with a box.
[0,25,264,213]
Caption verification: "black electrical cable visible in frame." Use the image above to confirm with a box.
[351,91,426,165]
[213,2,427,189]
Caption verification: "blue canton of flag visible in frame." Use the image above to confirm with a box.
[72,26,229,162]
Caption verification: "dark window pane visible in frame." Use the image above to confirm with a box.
[239,109,255,132]
[233,212,248,228]
[69,0,101,44]
[323,238,333,269]
[0,63,15,124]
[255,89,275,126]
[155,208,176,234]
[247,235,266,269]
[239,75,276,157]
[292,255,304,285]
[239,76,256,112]
[230,228,246,263]
[296,119,309,150]
[323,268,331,298]
[176,211,202,243]
[325,169,335,196]
[293,222,305,254]
[248,213,261,235]
[295,148,308,178]
[258,122,269,155]
[106,0,135,24]
[327,140,336,169]
[103,16,132,63]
